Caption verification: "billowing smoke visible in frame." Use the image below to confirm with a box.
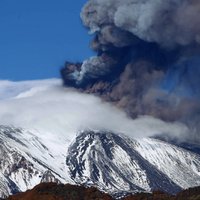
[61,0,200,143]
[81,0,200,47]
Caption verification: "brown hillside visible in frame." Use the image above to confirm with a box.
[123,191,173,200]
[6,183,113,200]
[5,183,200,200]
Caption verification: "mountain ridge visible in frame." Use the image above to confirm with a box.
[5,183,200,200]
[0,126,200,198]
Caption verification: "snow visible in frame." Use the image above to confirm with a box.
[0,125,73,196]
[1,125,200,197]
[112,145,150,191]
[135,138,200,189]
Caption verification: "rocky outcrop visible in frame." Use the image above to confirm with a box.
[5,183,200,200]
[6,183,113,200]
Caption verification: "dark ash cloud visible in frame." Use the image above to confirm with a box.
[61,0,200,143]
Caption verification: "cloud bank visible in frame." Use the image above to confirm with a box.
[0,79,188,141]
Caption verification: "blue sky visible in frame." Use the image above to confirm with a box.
[0,0,94,81]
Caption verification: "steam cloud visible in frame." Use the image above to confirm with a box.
[0,80,188,141]
[61,0,200,143]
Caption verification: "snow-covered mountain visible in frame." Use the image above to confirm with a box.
[0,125,72,198]
[66,130,200,195]
[1,126,200,198]
[0,79,200,198]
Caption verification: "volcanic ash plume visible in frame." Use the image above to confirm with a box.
[82,0,200,47]
[61,0,200,143]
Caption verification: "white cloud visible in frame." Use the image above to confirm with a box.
[0,79,188,140]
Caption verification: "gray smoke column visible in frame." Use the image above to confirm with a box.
[81,0,200,47]
[61,0,200,143]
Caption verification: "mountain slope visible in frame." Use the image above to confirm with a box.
[0,126,72,197]
[134,138,200,189]
[66,131,200,195]
[1,126,200,197]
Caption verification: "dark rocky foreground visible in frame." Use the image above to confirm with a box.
[6,183,112,200]
[5,183,200,200]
